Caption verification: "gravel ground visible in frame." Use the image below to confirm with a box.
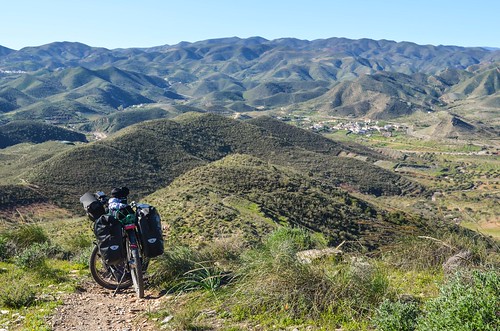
[50,281,163,331]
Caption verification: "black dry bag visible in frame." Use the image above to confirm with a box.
[137,204,164,258]
[80,192,105,222]
[93,214,125,265]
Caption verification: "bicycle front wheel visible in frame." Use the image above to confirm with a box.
[129,247,144,298]
[89,245,132,290]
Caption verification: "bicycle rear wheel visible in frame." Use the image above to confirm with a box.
[89,245,132,290]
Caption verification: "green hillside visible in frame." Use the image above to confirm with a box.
[0,39,498,331]
[247,115,386,160]
[0,141,77,185]
[0,184,46,209]
[24,113,421,209]
[169,113,422,196]
[309,71,442,119]
[146,154,430,248]
[0,66,183,124]
[0,120,87,148]
[78,106,179,133]
[0,87,35,111]
[0,38,497,141]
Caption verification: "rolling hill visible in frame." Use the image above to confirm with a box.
[441,66,499,102]
[309,71,443,119]
[0,37,498,132]
[0,120,87,148]
[21,113,421,209]
[0,65,183,123]
[79,105,181,133]
[145,154,429,248]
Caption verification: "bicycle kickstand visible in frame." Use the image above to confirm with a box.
[112,271,127,297]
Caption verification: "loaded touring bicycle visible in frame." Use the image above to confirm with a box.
[80,191,164,298]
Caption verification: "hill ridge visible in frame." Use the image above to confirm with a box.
[146,153,424,248]
[22,113,421,209]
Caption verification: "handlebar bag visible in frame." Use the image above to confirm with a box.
[80,192,105,222]
[94,214,125,265]
[137,204,164,258]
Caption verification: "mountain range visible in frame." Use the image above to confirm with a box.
[0,37,498,138]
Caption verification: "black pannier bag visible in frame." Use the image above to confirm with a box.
[93,214,125,265]
[136,204,164,258]
[80,192,105,222]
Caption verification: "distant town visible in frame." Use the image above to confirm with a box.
[275,115,406,137]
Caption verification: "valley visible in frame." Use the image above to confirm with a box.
[0,36,498,330]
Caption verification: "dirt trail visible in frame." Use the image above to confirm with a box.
[51,281,164,331]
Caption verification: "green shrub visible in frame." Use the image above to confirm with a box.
[1,224,49,252]
[152,238,245,292]
[347,258,391,309]
[70,245,94,267]
[199,233,247,265]
[65,232,93,252]
[0,278,36,308]
[14,242,62,269]
[237,247,330,318]
[235,228,389,321]
[374,299,421,331]
[149,246,203,288]
[381,236,454,271]
[264,227,319,255]
[416,270,499,331]
[175,262,226,292]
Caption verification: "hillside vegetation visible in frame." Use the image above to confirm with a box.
[21,113,421,210]
[146,154,435,249]
[0,120,87,148]
[0,37,497,330]
[0,37,498,137]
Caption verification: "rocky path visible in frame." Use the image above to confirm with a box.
[50,281,164,331]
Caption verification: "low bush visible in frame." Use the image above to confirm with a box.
[70,245,94,267]
[1,224,49,253]
[374,298,421,331]
[15,242,63,270]
[416,270,499,331]
[0,278,37,308]
[174,262,227,292]
[65,232,93,252]
[374,269,499,331]
[149,246,205,289]
[198,233,247,266]
[152,234,249,291]
[381,229,498,272]
[264,227,320,256]
[234,227,389,322]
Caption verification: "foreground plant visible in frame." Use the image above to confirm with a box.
[416,269,499,331]
[374,269,499,331]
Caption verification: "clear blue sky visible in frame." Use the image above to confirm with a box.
[2,0,499,50]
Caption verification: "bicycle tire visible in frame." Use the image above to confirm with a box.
[89,245,132,290]
[129,247,145,298]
